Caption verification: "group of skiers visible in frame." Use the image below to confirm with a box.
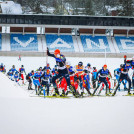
[2,48,134,97]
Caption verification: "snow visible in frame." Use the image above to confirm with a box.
[0,72,29,98]
[1,1,22,14]
[0,56,134,134]
[40,5,55,14]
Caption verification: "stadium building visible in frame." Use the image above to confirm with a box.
[0,14,134,57]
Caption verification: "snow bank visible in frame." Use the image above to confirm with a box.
[0,72,29,98]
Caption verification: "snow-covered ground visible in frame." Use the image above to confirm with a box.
[0,56,134,134]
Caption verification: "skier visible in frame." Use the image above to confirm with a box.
[92,64,112,96]
[38,67,43,82]
[75,61,84,96]
[26,70,34,90]
[42,63,51,72]
[124,56,134,90]
[124,56,134,68]
[32,71,42,95]
[0,63,6,73]
[82,68,92,95]
[58,77,68,96]
[40,69,52,96]
[47,48,77,97]
[19,65,26,84]
[132,72,134,90]
[114,64,127,91]
[98,75,112,95]
[11,65,17,74]
[7,65,17,80]
[7,69,14,80]
[18,55,21,61]
[80,63,93,96]
[112,63,132,96]
[14,71,20,84]
[52,65,58,77]
[92,67,97,88]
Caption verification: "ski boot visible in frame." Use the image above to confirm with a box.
[112,92,116,96]
[28,86,30,90]
[47,92,49,96]
[60,90,65,97]
[105,89,110,96]
[124,87,128,91]
[35,86,38,95]
[30,87,34,90]
[80,92,84,97]
[98,90,102,95]
[53,88,59,96]
[65,91,69,96]
[92,88,98,96]
[109,89,112,94]
[106,93,110,96]
[69,85,76,97]
[86,87,92,96]
[75,91,80,98]
[38,88,42,95]
[127,91,131,96]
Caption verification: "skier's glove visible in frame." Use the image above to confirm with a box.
[47,47,49,55]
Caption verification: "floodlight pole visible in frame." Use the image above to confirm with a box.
[100,46,107,64]
[105,47,106,64]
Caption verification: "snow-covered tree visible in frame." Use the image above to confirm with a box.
[117,0,134,16]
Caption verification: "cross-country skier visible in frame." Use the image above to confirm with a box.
[124,56,134,68]
[92,67,97,88]
[82,68,92,95]
[32,71,42,95]
[114,64,127,91]
[38,67,43,82]
[52,65,58,77]
[11,65,17,73]
[132,72,134,90]
[40,69,52,96]
[92,64,112,96]
[47,48,77,97]
[124,56,134,90]
[58,77,68,97]
[75,61,84,96]
[84,63,93,88]
[7,69,14,80]
[98,75,112,95]
[42,63,51,72]
[26,70,34,90]
[14,71,20,84]
[0,63,6,73]
[112,63,132,96]
[19,65,26,84]
[18,55,21,61]
[81,63,93,96]
[7,65,18,81]
[66,61,79,95]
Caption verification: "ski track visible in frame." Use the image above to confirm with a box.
[0,56,134,134]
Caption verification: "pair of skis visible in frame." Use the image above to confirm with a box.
[29,94,70,98]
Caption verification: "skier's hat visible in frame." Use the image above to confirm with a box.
[54,49,60,55]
